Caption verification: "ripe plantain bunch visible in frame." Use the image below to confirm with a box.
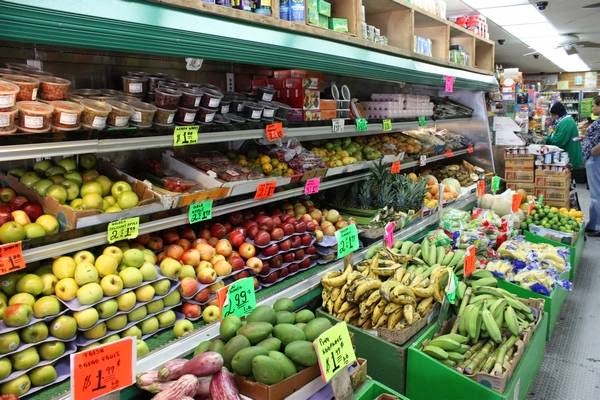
[320,239,454,331]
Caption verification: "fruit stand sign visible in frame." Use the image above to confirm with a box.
[390,160,401,174]
[355,118,368,132]
[419,154,427,166]
[313,322,356,383]
[382,119,392,131]
[491,175,501,194]
[107,217,139,244]
[332,118,345,133]
[384,221,396,248]
[173,125,199,146]
[188,199,213,224]
[464,245,476,277]
[335,224,359,259]
[0,242,26,276]
[254,180,277,200]
[476,180,486,197]
[304,177,321,195]
[445,75,455,92]
[511,193,522,213]
[418,116,427,127]
[467,144,474,154]
[264,122,284,142]
[217,277,256,319]
[71,337,136,400]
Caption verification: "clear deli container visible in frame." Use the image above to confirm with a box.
[272,101,291,121]
[154,87,182,109]
[219,100,231,115]
[154,107,176,126]
[200,87,223,108]
[39,77,71,101]
[175,106,198,125]
[16,101,53,132]
[0,107,17,135]
[0,79,20,110]
[50,100,84,129]
[179,87,204,109]
[122,75,148,96]
[258,101,278,119]
[128,100,157,128]
[106,99,134,128]
[242,102,264,120]
[257,87,276,102]
[72,88,102,98]
[224,113,246,124]
[1,74,40,101]
[196,106,217,123]
[79,99,111,130]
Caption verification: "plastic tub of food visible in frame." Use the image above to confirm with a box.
[122,75,147,96]
[147,74,170,92]
[219,100,231,114]
[229,95,246,113]
[50,100,84,129]
[258,101,278,119]
[242,102,264,120]
[79,99,111,129]
[200,87,223,108]
[16,101,53,132]
[0,68,16,75]
[106,99,134,127]
[154,107,176,125]
[272,101,292,120]
[224,113,245,124]
[0,79,20,110]
[175,106,198,125]
[0,107,17,135]
[154,87,182,109]
[213,114,231,125]
[196,106,217,123]
[39,76,71,101]
[180,87,204,109]
[128,100,157,128]
[72,88,102,98]
[1,74,40,101]
[257,87,276,102]
[101,89,123,98]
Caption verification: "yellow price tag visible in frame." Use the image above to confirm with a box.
[382,119,392,131]
[173,126,199,146]
[107,217,139,244]
[313,322,356,382]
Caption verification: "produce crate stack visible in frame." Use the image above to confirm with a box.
[504,148,535,196]
[534,168,571,209]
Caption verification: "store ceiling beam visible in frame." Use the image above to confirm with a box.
[0,0,497,91]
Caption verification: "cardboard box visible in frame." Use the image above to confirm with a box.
[535,170,571,190]
[235,365,320,400]
[504,170,534,183]
[506,182,535,195]
[534,187,570,208]
[504,153,534,171]
[329,17,349,32]
[307,0,319,26]
[318,0,331,17]
[319,99,336,111]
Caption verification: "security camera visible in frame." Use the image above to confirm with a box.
[533,54,540,59]
[535,1,549,10]
[498,39,506,45]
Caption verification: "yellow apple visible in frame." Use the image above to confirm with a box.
[52,256,76,279]
[117,292,137,312]
[73,308,99,329]
[134,285,155,303]
[102,246,123,263]
[73,250,95,265]
[55,278,79,301]
[95,254,119,277]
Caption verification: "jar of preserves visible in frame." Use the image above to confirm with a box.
[0,107,17,135]
[128,100,157,128]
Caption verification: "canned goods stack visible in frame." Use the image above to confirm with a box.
[504,147,535,195]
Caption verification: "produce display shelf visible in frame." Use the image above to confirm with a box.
[524,227,585,281]
[353,379,410,400]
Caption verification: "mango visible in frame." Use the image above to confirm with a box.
[273,323,306,345]
[269,351,297,378]
[275,311,296,324]
[285,341,318,367]
[252,355,284,385]
[223,335,250,368]
[231,346,268,376]
[257,337,282,352]
[238,322,273,345]
[295,322,306,330]
[273,298,295,312]
[295,309,315,323]
[220,315,242,342]
[247,305,277,325]
[303,318,332,341]
[193,340,212,356]
[208,339,225,355]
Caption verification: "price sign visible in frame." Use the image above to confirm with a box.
[419,155,427,166]
[304,177,321,195]
[313,322,356,383]
[445,76,455,93]
[332,118,345,133]
[382,119,392,132]
[464,245,476,277]
[71,337,136,400]
[107,217,139,244]
[217,277,256,319]
[0,242,26,276]
[188,199,213,224]
[418,116,427,127]
[476,180,486,197]
[355,118,368,132]
[335,224,359,259]
[264,122,284,142]
[467,144,474,154]
[173,125,199,146]
[491,175,501,194]
[383,221,396,248]
[511,193,522,213]
[445,148,454,158]
[390,160,401,174]
[254,180,277,200]
[445,271,458,305]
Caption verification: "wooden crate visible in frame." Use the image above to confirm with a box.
[413,10,450,61]
[535,187,570,208]
[506,181,535,195]
[505,170,534,183]
[475,37,495,71]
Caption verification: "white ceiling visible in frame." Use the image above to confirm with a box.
[445,0,600,73]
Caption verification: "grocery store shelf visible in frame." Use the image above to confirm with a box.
[0,140,98,162]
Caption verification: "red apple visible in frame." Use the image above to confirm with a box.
[208,237,219,247]
[194,288,211,303]
[228,231,246,248]
[180,277,199,298]
[262,243,279,258]
[301,234,313,246]
[288,263,300,273]
[279,267,290,278]
[279,239,292,252]
[234,271,250,280]
[136,233,151,245]
[177,238,192,251]
[295,249,305,260]
[284,216,297,225]
[256,215,274,231]
[157,251,166,262]
[247,225,259,240]
[283,252,294,263]
[181,248,201,267]
[306,245,317,255]
[246,257,263,274]
[197,266,217,284]
[271,227,284,241]
[290,236,302,248]
[242,210,254,221]
[272,216,282,227]
[295,222,307,233]
[243,220,257,230]
[271,208,283,216]
[147,236,164,251]
[8,195,28,211]
[193,238,208,247]
[182,302,202,319]
[181,226,197,241]
[306,221,317,232]
[0,204,13,226]
[282,223,294,236]
[228,254,246,271]
[215,239,233,257]
[199,228,211,240]
[228,212,243,226]
[254,230,271,246]
[300,258,313,269]
[262,271,278,284]
[210,223,227,239]
[239,243,256,259]
[163,229,180,244]
[301,214,313,223]
[166,244,184,260]
[270,254,283,268]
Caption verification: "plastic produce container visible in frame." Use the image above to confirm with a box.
[79,99,111,130]
[0,79,20,110]
[218,100,231,114]
[50,100,84,129]
[16,101,53,132]
[1,74,40,101]
[128,100,157,128]
[200,87,223,108]
[196,106,217,123]
[258,101,278,119]
[154,107,176,126]
[242,101,264,120]
[122,75,147,96]
[272,101,292,120]
[154,87,182,109]
[0,107,17,135]
[179,87,204,109]
[257,86,275,102]
[175,106,198,125]
[39,76,71,101]
[106,99,134,128]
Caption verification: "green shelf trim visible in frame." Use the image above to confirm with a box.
[0,0,497,91]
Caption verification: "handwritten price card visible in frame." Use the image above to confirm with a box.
[217,277,256,319]
[107,217,139,244]
[314,322,356,382]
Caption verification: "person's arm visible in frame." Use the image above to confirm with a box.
[592,143,600,156]
[545,124,570,147]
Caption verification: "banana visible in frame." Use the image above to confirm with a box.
[387,310,403,329]
[412,286,434,298]
[471,270,495,280]
[321,265,352,288]
[337,301,353,315]
[394,267,407,283]
[403,304,415,324]
[371,299,387,325]
[374,313,388,328]
[429,337,461,351]
[391,284,414,298]
[333,292,346,313]
[436,246,446,265]
[409,243,421,256]
[364,289,382,307]
[502,295,533,316]
[379,280,400,302]
[416,297,434,315]
[401,271,414,286]
[448,249,465,268]
[423,345,448,360]
[343,307,359,323]
[427,244,437,266]
[465,303,482,341]
[421,238,430,263]
[442,251,455,266]
[447,352,465,362]
[384,303,402,315]
[400,241,413,255]
[470,277,497,288]
[504,306,520,336]
[457,281,467,300]
[354,279,382,301]
[482,307,502,343]
[409,275,425,288]
[469,294,497,304]
[361,320,373,330]
[435,333,469,344]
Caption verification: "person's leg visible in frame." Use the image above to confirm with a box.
[585,157,600,233]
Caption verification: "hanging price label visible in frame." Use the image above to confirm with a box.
[491,176,501,194]
[332,118,345,133]
[445,271,458,305]
[467,144,474,154]
[355,118,368,132]
[464,245,476,277]
[107,217,139,244]
[0,242,26,276]
[476,180,486,197]
[445,148,454,158]
[71,337,136,400]
[390,160,401,174]
[419,155,427,166]
[264,122,284,142]
[537,195,544,205]
[254,181,277,200]
[335,224,359,259]
[383,221,396,248]
[418,116,427,127]
[304,177,321,195]
[217,277,256,319]
[511,193,522,213]
[313,322,356,383]
[445,76,455,93]
[173,125,199,146]
[188,199,213,224]
[382,119,392,132]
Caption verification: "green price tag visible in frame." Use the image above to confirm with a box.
[444,271,458,305]
[107,217,139,244]
[173,125,199,146]
[188,200,213,224]
[418,116,427,127]
[314,322,357,382]
[491,175,501,194]
[355,118,368,132]
[335,224,359,259]
[218,277,256,319]
[538,195,544,205]
[382,119,392,132]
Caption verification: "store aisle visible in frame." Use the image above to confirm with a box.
[528,188,600,400]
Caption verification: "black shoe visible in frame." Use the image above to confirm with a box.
[587,230,600,237]
[585,225,596,233]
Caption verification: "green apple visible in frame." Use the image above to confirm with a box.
[179,265,196,279]
[157,309,176,328]
[74,250,95,265]
[52,256,77,279]
[80,154,97,170]
[95,175,113,196]
[16,274,43,296]
[0,274,21,296]
[117,292,136,312]
[105,205,122,213]
[127,305,147,322]
[81,181,102,197]
[62,179,80,201]
[103,195,116,207]
[36,214,59,234]
[29,364,58,386]
[162,289,181,307]
[146,299,164,314]
[32,178,53,195]
[82,169,100,183]
[57,157,77,172]
[0,331,20,353]
[9,292,35,307]
[0,358,11,380]
[136,339,150,358]
[11,347,39,370]
[20,171,41,188]
[73,307,99,330]
[159,257,182,279]
[77,282,104,305]
[81,193,103,210]
[49,174,65,184]
[0,221,26,244]
[83,322,107,340]
[74,262,99,286]
[134,285,155,303]
[143,249,157,265]
[202,305,221,324]
[139,262,158,281]
[33,159,53,174]
[0,297,5,318]
[3,304,33,327]
[140,316,159,335]
[40,273,57,296]
[102,246,124,264]
[121,326,142,339]
[173,319,194,338]
[79,343,100,352]
[119,267,143,288]
[49,315,77,340]
[44,166,66,177]
[122,248,145,268]
[96,299,118,319]
[106,314,128,331]
[100,274,123,297]
[55,278,78,301]
[64,171,83,186]
[38,341,65,360]
[1,374,31,396]
[117,191,139,210]
[7,167,26,178]
[102,334,121,344]
[95,254,119,277]
[70,198,83,210]
[20,321,49,344]
[24,222,46,239]
[111,180,132,198]
[46,184,68,204]
[33,295,61,318]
